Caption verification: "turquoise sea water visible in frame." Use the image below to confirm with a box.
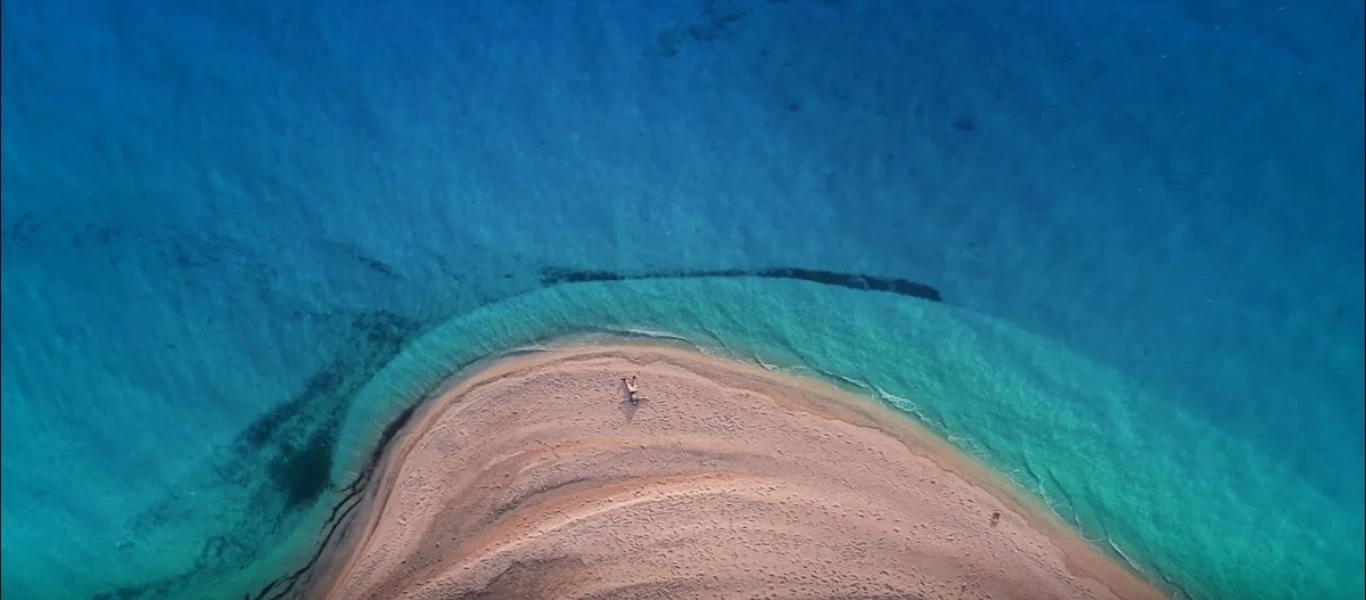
[1,1,1361,599]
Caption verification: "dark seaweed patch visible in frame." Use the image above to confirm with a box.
[540,266,943,303]
[269,429,336,512]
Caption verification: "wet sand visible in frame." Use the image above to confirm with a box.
[302,342,1166,600]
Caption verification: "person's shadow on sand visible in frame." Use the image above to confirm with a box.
[618,397,650,422]
[618,376,650,423]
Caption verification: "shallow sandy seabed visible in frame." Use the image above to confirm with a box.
[303,343,1167,600]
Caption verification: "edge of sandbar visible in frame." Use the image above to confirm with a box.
[301,334,1169,600]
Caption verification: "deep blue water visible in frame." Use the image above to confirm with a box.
[1,1,1361,599]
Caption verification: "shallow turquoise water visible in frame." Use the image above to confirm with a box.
[1,1,1361,599]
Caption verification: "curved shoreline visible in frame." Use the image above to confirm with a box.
[296,341,1168,600]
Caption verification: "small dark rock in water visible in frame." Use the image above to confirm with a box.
[951,114,977,132]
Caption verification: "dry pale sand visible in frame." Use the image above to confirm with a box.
[302,342,1166,600]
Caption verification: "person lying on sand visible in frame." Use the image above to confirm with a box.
[622,376,640,404]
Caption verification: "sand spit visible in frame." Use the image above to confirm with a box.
[302,343,1166,600]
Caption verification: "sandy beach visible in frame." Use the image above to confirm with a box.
[300,342,1166,600]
